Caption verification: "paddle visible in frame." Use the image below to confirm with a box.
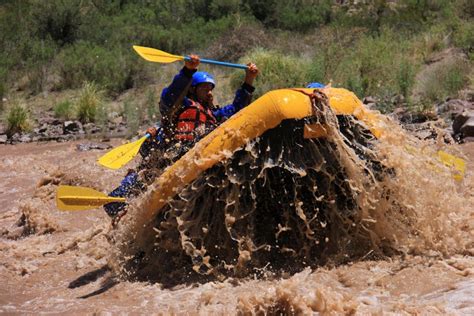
[437,150,465,181]
[97,47,246,170]
[404,146,466,181]
[97,134,150,169]
[56,185,126,211]
[133,45,248,69]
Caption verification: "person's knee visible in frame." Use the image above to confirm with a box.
[104,201,126,218]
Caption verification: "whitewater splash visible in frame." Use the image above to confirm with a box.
[110,90,471,287]
[0,104,472,313]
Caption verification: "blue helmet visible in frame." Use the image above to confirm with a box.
[306,82,325,88]
[192,71,215,88]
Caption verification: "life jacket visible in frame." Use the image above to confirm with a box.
[173,99,218,142]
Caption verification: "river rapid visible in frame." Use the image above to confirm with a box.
[1,127,473,314]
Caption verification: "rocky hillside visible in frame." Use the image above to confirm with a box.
[0,0,473,143]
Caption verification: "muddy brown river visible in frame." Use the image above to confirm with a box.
[1,135,473,314]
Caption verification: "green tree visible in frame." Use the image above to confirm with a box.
[30,0,83,46]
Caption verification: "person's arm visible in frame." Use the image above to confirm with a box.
[138,126,163,158]
[159,55,200,118]
[213,63,259,121]
[159,67,195,117]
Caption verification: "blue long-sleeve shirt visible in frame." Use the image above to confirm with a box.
[160,67,255,123]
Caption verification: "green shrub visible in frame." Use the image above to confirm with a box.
[462,0,474,17]
[5,101,30,137]
[418,25,450,62]
[231,48,309,98]
[57,42,135,94]
[397,58,416,99]
[77,3,235,54]
[444,61,469,95]
[22,38,57,94]
[165,16,235,52]
[53,100,74,120]
[306,54,326,85]
[76,82,104,123]
[30,0,82,46]
[0,2,35,69]
[208,0,242,19]
[452,20,474,56]
[245,0,331,31]
[272,1,332,31]
[312,28,421,100]
[305,29,364,87]
[349,31,410,96]
[1,0,472,107]
[344,75,365,100]
[417,57,470,103]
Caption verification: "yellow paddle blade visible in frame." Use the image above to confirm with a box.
[97,136,147,170]
[405,145,466,181]
[56,185,126,211]
[437,150,466,181]
[133,45,185,63]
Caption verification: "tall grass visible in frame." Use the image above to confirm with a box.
[5,100,30,137]
[416,57,470,103]
[307,27,422,108]
[232,48,309,99]
[57,42,133,94]
[397,59,416,100]
[53,100,73,120]
[452,20,474,58]
[230,32,422,111]
[76,82,104,123]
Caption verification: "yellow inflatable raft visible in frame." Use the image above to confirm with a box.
[137,87,465,224]
[121,87,465,282]
[139,87,391,223]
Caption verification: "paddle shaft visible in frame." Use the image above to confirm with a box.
[184,56,248,70]
[59,195,126,204]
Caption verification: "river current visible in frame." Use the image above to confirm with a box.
[1,111,473,314]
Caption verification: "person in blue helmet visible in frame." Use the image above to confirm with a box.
[104,55,259,219]
[148,54,259,151]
